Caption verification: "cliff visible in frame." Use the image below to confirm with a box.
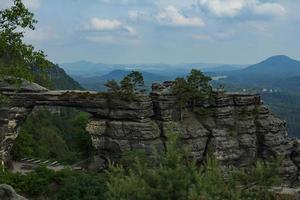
[1,80,300,185]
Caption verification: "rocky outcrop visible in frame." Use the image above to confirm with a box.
[1,80,300,185]
[0,184,27,200]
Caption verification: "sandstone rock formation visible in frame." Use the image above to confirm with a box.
[1,80,300,185]
[0,184,27,200]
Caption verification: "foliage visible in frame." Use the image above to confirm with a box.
[105,80,121,94]
[106,133,281,200]
[11,108,93,164]
[0,0,49,83]
[172,69,213,120]
[187,69,213,105]
[0,167,106,200]
[105,70,145,101]
[34,64,83,90]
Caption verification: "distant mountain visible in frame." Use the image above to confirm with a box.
[100,69,169,81]
[202,65,246,72]
[60,61,118,77]
[215,55,300,90]
[241,55,300,77]
[74,69,170,91]
[60,60,246,79]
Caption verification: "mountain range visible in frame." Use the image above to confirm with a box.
[61,61,246,78]
[215,55,300,91]
[74,70,169,91]
[60,61,247,91]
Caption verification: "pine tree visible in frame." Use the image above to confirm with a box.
[187,69,212,110]
[106,133,281,200]
[172,69,213,120]
[105,70,145,101]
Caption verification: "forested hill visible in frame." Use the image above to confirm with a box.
[34,64,84,90]
[47,64,83,90]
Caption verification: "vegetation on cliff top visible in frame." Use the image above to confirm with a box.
[172,69,213,120]
[105,70,145,101]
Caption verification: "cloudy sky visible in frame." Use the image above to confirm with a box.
[1,0,300,64]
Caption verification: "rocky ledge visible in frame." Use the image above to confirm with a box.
[1,80,300,186]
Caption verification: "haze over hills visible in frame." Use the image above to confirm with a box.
[61,61,246,79]
[75,69,169,91]
[61,60,248,91]
[60,55,300,93]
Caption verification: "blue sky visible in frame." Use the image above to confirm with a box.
[1,0,300,64]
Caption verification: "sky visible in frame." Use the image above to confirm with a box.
[1,0,300,64]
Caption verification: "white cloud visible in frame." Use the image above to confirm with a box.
[128,10,148,20]
[199,0,246,17]
[86,35,140,45]
[99,0,153,6]
[253,2,286,17]
[24,26,59,42]
[86,35,117,44]
[89,18,122,31]
[86,17,137,35]
[199,0,285,18]
[23,0,41,10]
[156,5,205,27]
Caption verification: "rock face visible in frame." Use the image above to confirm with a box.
[1,80,300,185]
[0,184,27,200]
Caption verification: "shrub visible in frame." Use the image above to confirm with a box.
[106,133,281,200]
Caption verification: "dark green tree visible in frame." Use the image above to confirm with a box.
[187,69,212,109]
[120,76,134,96]
[0,0,49,83]
[172,77,191,120]
[128,70,144,90]
[105,70,145,101]
[105,80,121,94]
[106,133,281,200]
[172,69,213,120]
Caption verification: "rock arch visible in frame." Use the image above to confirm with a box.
[1,80,300,183]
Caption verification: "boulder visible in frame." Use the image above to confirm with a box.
[0,184,27,200]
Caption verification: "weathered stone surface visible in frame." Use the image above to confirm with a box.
[1,80,300,185]
[0,77,48,93]
[272,187,300,200]
[0,107,32,163]
[106,120,160,140]
[0,184,27,200]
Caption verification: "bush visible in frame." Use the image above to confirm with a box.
[106,133,281,200]
[0,167,106,200]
